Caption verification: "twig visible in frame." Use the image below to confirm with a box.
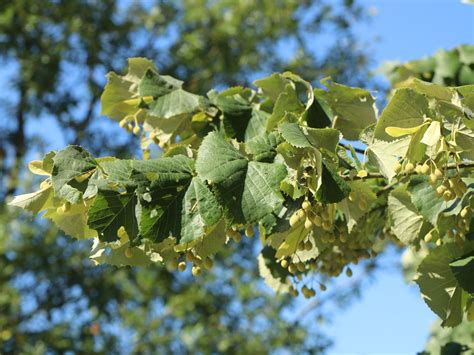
[338,142,365,155]
[342,161,474,182]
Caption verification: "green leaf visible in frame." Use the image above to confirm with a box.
[148,89,201,119]
[396,77,454,101]
[387,187,424,245]
[316,161,351,203]
[374,88,428,141]
[44,202,97,240]
[279,122,313,148]
[450,251,474,294]
[258,246,291,293]
[101,57,157,121]
[253,73,288,102]
[9,186,52,214]
[367,137,410,181]
[434,48,461,79]
[196,132,287,224]
[415,243,473,327]
[214,91,253,141]
[88,189,139,242]
[319,78,377,140]
[279,122,341,154]
[51,146,98,204]
[89,239,157,267]
[408,176,446,225]
[180,177,222,244]
[137,157,195,243]
[192,220,227,258]
[266,84,304,130]
[339,180,377,232]
[303,91,332,129]
[244,108,271,141]
[138,68,182,98]
[245,131,281,162]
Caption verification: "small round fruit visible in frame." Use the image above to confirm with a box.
[394,162,402,173]
[436,238,443,246]
[319,284,327,292]
[311,215,322,227]
[436,185,447,196]
[193,256,203,266]
[304,240,313,251]
[296,262,306,273]
[290,212,301,227]
[404,163,414,173]
[288,263,297,274]
[178,261,187,272]
[168,259,178,270]
[298,240,305,251]
[302,200,311,211]
[443,190,453,201]
[191,266,201,276]
[415,165,423,174]
[322,221,332,231]
[421,163,430,175]
[304,218,313,229]
[133,125,141,135]
[280,259,289,269]
[244,225,254,238]
[429,173,438,185]
[345,267,353,277]
[434,168,443,178]
[233,233,242,243]
[186,251,194,262]
[204,257,214,270]
[124,248,133,258]
[358,199,368,211]
[424,233,433,243]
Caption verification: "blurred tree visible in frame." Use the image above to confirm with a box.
[0,0,371,352]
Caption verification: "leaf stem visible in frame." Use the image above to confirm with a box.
[338,142,365,155]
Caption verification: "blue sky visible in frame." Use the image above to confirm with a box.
[326,1,473,353]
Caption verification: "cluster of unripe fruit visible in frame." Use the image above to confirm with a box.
[434,176,467,202]
[226,225,254,243]
[173,250,215,276]
[394,160,468,202]
[290,200,335,232]
[288,284,318,298]
[169,225,255,277]
[119,116,142,135]
[424,204,472,245]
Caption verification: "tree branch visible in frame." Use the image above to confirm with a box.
[338,142,365,155]
[342,161,474,182]
[4,81,26,201]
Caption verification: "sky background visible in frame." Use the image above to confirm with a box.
[326,1,473,353]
